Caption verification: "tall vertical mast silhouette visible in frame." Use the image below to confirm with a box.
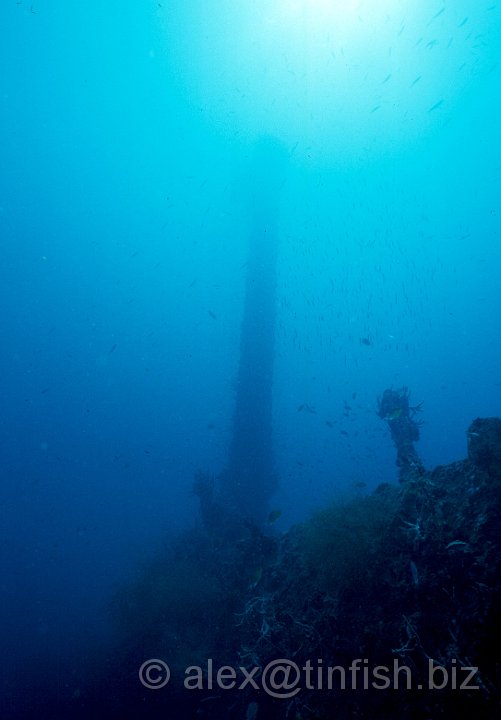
[219,137,287,522]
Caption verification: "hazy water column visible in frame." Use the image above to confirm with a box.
[220,137,287,522]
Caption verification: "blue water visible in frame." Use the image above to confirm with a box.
[1,0,500,713]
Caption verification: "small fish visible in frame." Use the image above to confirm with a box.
[410,75,422,88]
[267,509,282,524]
[208,310,217,319]
[109,343,117,354]
[458,17,468,28]
[360,337,373,346]
[371,105,381,113]
[428,99,444,112]
[325,420,334,428]
[298,403,316,414]
[428,7,445,25]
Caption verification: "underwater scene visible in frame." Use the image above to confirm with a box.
[1,1,501,718]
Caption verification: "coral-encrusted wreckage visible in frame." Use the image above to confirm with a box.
[59,139,501,719]
[67,390,501,720]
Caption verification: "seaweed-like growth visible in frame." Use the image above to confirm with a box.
[377,387,425,482]
[297,487,399,596]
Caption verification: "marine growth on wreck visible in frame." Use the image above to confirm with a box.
[75,396,501,719]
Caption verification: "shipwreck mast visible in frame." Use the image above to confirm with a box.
[219,137,287,522]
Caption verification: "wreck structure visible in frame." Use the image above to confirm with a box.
[31,390,501,720]
[377,386,425,481]
[217,137,287,522]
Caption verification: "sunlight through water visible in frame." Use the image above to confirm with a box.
[164,0,488,160]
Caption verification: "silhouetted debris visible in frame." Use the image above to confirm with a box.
[377,387,426,481]
[39,394,501,720]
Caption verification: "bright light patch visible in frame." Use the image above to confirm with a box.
[272,0,398,36]
[305,0,361,18]
[161,0,468,159]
